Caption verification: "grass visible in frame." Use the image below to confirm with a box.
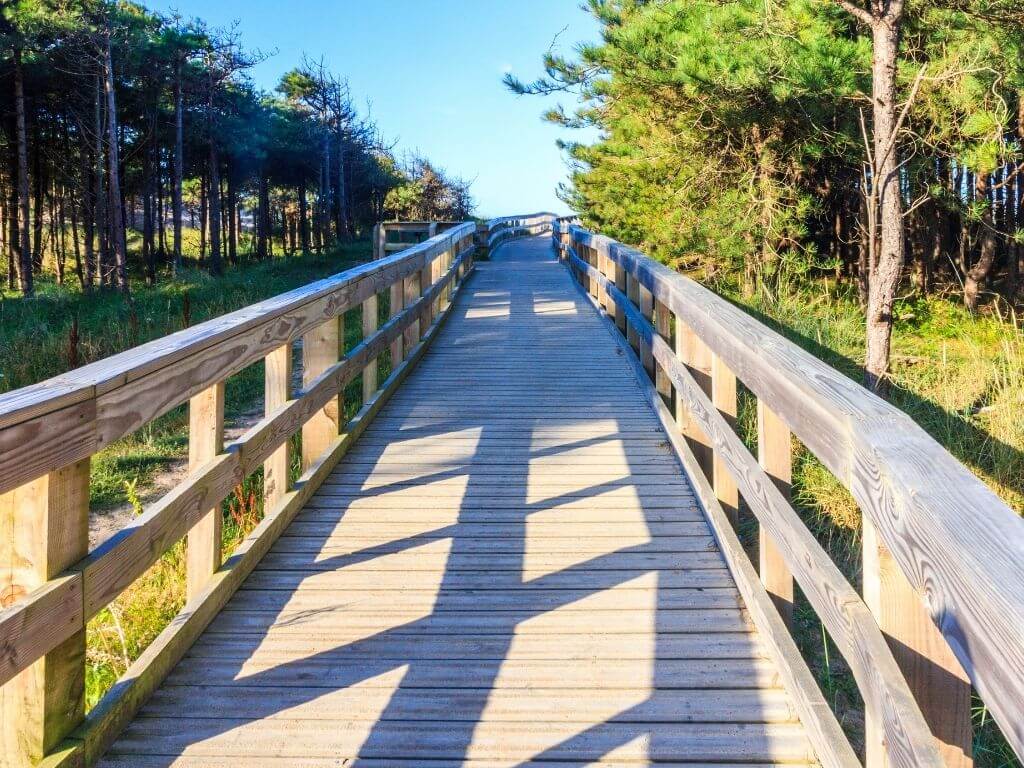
[716,276,1024,767]
[1,237,386,708]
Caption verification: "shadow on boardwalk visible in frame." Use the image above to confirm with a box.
[98,238,807,766]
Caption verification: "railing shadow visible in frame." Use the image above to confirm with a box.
[100,236,793,766]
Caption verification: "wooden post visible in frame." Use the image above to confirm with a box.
[863,519,973,768]
[390,279,405,367]
[613,261,627,333]
[0,461,89,766]
[638,285,655,382]
[757,400,794,625]
[263,344,292,509]
[373,224,385,261]
[626,274,640,354]
[362,293,379,403]
[302,316,342,470]
[186,382,225,601]
[403,271,421,351]
[475,222,489,262]
[419,256,434,332]
[675,318,714,478]
[712,353,740,527]
[654,301,673,401]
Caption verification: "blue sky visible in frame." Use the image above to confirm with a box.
[153,0,601,217]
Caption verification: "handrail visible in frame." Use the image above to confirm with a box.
[484,212,557,253]
[554,218,1024,767]
[0,221,478,766]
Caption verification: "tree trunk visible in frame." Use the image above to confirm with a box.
[103,32,129,295]
[256,172,269,259]
[143,131,156,284]
[13,49,33,296]
[173,58,185,273]
[31,129,44,273]
[964,173,998,313]
[7,120,20,291]
[208,143,222,275]
[864,13,906,393]
[298,181,310,253]
[227,172,237,264]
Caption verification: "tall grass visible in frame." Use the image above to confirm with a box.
[721,277,1023,766]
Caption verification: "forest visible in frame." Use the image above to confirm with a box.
[0,0,472,299]
[509,0,1024,390]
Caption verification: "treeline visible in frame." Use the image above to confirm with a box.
[510,0,1024,387]
[0,0,472,298]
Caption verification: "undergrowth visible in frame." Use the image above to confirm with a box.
[720,275,1023,767]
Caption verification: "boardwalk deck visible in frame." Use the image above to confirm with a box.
[97,237,818,766]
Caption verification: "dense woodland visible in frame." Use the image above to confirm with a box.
[0,0,472,298]
[510,0,1024,389]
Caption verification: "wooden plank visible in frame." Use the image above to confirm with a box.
[51,253,473,768]
[566,245,943,767]
[712,353,740,526]
[0,223,476,497]
[186,384,225,602]
[362,294,379,403]
[389,280,404,366]
[301,317,342,471]
[102,719,814,763]
[0,460,89,767]
[863,519,972,767]
[568,224,1024,755]
[141,685,792,722]
[562,253,862,768]
[757,400,794,627]
[675,317,713,478]
[262,345,291,509]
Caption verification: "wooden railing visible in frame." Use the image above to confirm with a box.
[0,222,477,767]
[479,212,557,254]
[553,218,1024,768]
[371,220,464,260]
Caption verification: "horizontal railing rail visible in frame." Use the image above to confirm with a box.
[0,221,478,766]
[484,212,557,253]
[554,218,1024,768]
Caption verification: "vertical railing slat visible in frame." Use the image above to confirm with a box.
[186,382,225,601]
[302,316,342,470]
[362,294,379,403]
[263,344,292,509]
[863,520,973,768]
[0,460,89,766]
[712,353,740,527]
[756,399,794,625]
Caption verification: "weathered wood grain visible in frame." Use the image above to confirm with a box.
[185,384,225,602]
[560,220,1024,759]
[564,243,944,767]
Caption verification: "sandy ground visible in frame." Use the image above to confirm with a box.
[88,342,306,549]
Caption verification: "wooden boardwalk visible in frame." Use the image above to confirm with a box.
[98,237,816,766]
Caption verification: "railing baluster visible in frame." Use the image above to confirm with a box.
[757,399,794,625]
[675,319,714,477]
[390,278,405,366]
[711,353,740,527]
[186,382,225,600]
[264,344,292,508]
[863,519,973,768]
[302,316,342,470]
[0,460,89,766]
[654,300,672,401]
[638,284,655,381]
[362,294,379,403]
[403,271,420,351]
